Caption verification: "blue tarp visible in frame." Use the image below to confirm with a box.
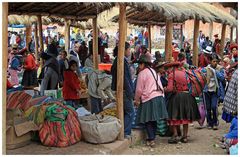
[8,24,25,28]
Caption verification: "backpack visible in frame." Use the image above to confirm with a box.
[186,69,207,97]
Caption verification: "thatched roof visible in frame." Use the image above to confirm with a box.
[8,15,104,30]
[8,15,53,26]
[190,3,237,26]
[8,2,115,21]
[111,2,237,27]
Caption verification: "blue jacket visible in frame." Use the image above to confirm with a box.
[111,57,134,99]
[225,117,238,139]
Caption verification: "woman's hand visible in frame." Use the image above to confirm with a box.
[134,100,140,107]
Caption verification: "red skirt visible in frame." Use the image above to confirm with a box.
[168,119,192,126]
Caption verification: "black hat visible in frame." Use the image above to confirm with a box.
[46,43,58,57]
[136,54,152,65]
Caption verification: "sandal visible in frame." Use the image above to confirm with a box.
[146,141,151,146]
[180,136,188,143]
[168,136,178,144]
[149,140,156,148]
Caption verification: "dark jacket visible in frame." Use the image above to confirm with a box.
[111,57,134,99]
[58,58,68,82]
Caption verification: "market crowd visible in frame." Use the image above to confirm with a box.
[7,28,238,153]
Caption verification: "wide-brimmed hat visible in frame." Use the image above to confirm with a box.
[203,46,212,55]
[136,54,152,65]
[12,44,18,49]
[163,61,181,68]
[230,43,238,51]
[46,43,58,57]
[155,61,168,69]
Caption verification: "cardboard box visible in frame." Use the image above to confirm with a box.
[6,109,38,150]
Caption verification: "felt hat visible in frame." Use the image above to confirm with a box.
[229,43,238,51]
[155,61,168,69]
[46,43,59,57]
[136,54,152,65]
[203,46,212,55]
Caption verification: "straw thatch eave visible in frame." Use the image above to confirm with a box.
[190,3,237,26]
[8,2,115,21]
[111,2,217,27]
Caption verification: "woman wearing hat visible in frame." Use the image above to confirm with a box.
[40,43,60,95]
[135,55,168,147]
[165,62,200,144]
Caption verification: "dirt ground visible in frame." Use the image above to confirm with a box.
[122,118,230,155]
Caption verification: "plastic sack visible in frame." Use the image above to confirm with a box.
[197,100,206,126]
[79,115,121,144]
[229,143,238,155]
[103,102,116,110]
[76,107,91,117]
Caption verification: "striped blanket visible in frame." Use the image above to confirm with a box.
[39,101,81,147]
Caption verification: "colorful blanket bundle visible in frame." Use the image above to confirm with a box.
[39,101,81,147]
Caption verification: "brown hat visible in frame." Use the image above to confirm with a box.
[12,44,18,49]
[136,54,152,65]
[155,61,168,69]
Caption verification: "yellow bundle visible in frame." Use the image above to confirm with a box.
[100,107,117,117]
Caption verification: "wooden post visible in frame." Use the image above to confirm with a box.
[34,23,38,60]
[26,25,32,51]
[165,19,173,61]
[236,26,238,43]
[2,2,8,155]
[37,15,44,52]
[192,19,200,66]
[230,26,234,43]
[92,17,98,69]
[220,23,227,58]
[180,24,183,49]
[64,19,70,53]
[117,4,126,140]
[148,24,152,53]
[209,22,213,41]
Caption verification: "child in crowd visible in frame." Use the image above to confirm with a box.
[219,113,238,153]
[63,60,83,109]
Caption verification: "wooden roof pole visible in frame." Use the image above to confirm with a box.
[230,26,234,43]
[220,23,227,58]
[26,25,32,51]
[92,17,98,69]
[209,22,213,41]
[165,19,173,61]
[64,19,70,53]
[236,26,238,43]
[180,24,183,49]
[192,19,200,66]
[37,15,44,52]
[148,24,151,54]
[117,3,126,141]
[2,2,8,155]
[34,23,39,60]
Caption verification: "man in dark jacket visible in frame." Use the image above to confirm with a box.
[111,42,134,138]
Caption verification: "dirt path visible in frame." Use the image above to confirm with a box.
[122,118,230,155]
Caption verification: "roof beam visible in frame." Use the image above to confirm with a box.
[18,3,34,10]
[49,3,72,13]
[9,12,96,21]
[76,5,93,16]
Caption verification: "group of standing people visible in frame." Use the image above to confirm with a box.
[110,38,238,148]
